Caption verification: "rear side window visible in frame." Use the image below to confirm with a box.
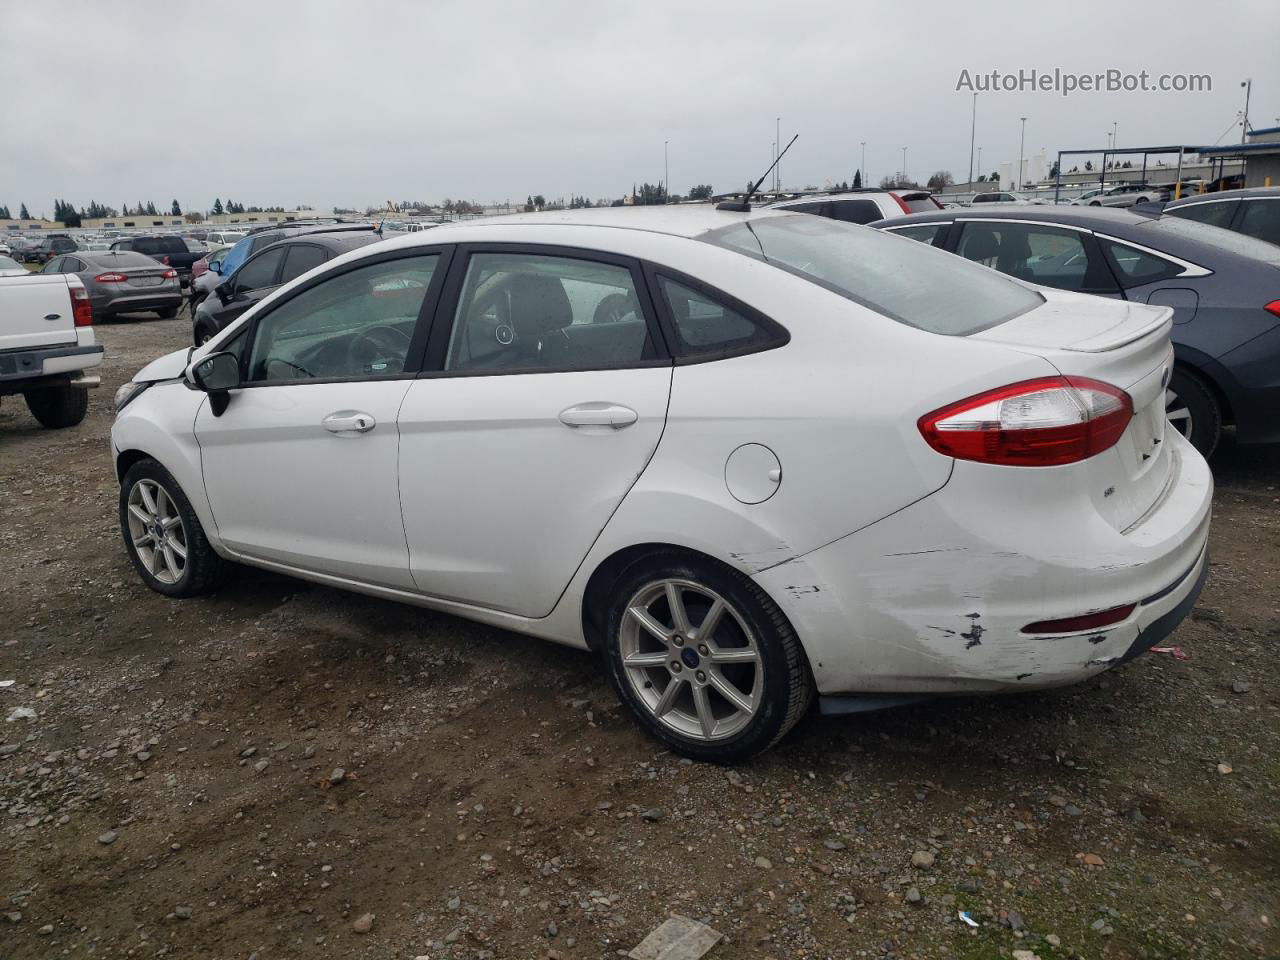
[655,276,785,359]
[829,199,883,223]
[957,222,1118,294]
[1098,239,1182,287]
[706,216,1042,336]
[1167,200,1236,228]
[1238,200,1280,247]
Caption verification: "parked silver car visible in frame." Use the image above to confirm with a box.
[40,250,182,320]
[1088,183,1156,207]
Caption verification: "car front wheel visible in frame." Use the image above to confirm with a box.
[120,458,227,597]
[602,553,813,762]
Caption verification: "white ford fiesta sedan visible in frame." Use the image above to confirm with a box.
[111,206,1212,761]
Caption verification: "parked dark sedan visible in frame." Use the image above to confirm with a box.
[191,230,385,345]
[869,206,1280,457]
[1163,187,1280,248]
[40,250,182,319]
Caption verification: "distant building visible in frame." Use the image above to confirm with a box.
[1,218,65,231]
[1197,126,1280,189]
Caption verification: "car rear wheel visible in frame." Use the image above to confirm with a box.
[24,386,88,428]
[157,306,179,319]
[120,458,227,597]
[602,553,813,762]
[1166,367,1220,458]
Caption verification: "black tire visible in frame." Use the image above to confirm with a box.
[1166,367,1221,459]
[601,552,813,763]
[157,306,179,319]
[24,386,88,428]
[119,458,228,598]
[1089,200,1102,206]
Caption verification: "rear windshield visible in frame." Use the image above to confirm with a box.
[1141,215,1280,266]
[134,237,186,254]
[703,214,1043,336]
[89,251,164,269]
[898,194,942,213]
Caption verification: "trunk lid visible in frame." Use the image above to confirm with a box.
[972,288,1176,532]
[0,273,77,351]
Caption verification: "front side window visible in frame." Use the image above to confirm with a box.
[885,223,944,245]
[1238,200,1280,247]
[957,222,1117,293]
[280,244,327,284]
[247,254,437,383]
[233,247,284,291]
[445,252,654,372]
[706,215,1042,336]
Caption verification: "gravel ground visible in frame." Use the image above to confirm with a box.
[2,315,1278,960]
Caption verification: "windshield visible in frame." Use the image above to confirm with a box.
[704,214,1043,335]
[1142,215,1280,266]
[0,255,22,270]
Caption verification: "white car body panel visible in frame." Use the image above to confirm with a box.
[111,206,1215,705]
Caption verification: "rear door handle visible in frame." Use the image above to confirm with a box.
[558,402,638,429]
[322,411,376,434]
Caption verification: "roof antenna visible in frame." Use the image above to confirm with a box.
[717,134,799,211]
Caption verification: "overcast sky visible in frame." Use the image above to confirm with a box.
[1,0,1276,215]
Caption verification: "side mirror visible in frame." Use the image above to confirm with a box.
[208,260,221,275]
[191,351,240,392]
[215,280,233,304]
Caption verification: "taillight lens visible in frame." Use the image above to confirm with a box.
[161,255,170,265]
[918,376,1133,467]
[162,269,177,279]
[1265,299,1280,318]
[69,280,93,327]
[94,272,127,282]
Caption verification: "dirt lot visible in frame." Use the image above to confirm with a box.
[2,314,1278,960]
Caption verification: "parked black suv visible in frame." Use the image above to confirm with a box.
[27,234,78,264]
[192,229,385,345]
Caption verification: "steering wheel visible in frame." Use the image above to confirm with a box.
[346,324,411,375]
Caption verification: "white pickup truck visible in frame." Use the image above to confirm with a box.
[0,257,104,428]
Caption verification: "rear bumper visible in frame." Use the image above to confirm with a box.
[755,430,1214,695]
[0,343,104,392]
[93,291,183,316]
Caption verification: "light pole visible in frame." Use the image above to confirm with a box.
[664,140,669,203]
[977,146,982,181]
[860,141,866,187]
[901,146,907,185]
[967,92,977,187]
[1017,117,1027,190]
[1112,121,1118,149]
[1241,78,1253,142]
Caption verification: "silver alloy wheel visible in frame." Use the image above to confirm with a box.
[126,478,188,585]
[1165,386,1193,441]
[619,578,762,741]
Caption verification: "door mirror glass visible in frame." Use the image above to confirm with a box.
[191,351,240,392]
[208,260,221,275]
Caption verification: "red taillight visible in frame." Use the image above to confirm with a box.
[891,192,912,214]
[1022,603,1136,635]
[918,376,1133,467]
[94,272,127,283]
[1265,299,1280,318]
[69,281,93,327]
[162,269,177,279]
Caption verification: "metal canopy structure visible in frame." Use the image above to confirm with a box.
[1052,145,1213,202]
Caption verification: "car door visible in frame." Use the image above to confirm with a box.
[397,245,673,617]
[194,249,449,588]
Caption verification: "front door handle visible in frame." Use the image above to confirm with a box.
[558,402,638,429]
[322,410,376,434]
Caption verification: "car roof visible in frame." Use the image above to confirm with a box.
[274,231,384,252]
[1165,186,1280,208]
[379,204,792,241]
[869,205,1158,230]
